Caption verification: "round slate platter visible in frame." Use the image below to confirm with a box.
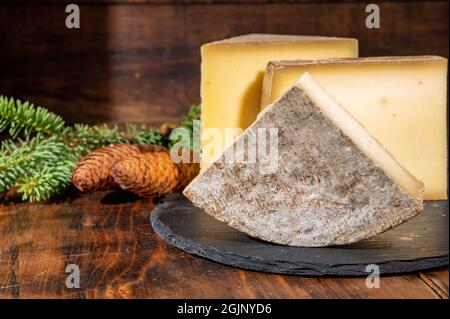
[150,194,449,276]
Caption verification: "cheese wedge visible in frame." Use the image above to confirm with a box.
[184,73,424,247]
[200,34,358,167]
[261,56,448,200]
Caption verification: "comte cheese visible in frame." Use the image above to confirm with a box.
[200,34,358,167]
[261,56,448,200]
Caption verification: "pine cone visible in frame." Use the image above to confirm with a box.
[112,150,200,198]
[72,143,165,192]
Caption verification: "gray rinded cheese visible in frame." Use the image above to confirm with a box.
[184,73,424,247]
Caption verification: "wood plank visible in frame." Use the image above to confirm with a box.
[427,269,449,288]
[419,270,449,298]
[0,191,442,298]
[0,2,447,124]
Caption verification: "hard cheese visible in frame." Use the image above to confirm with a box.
[261,56,448,200]
[200,34,358,167]
[184,73,424,247]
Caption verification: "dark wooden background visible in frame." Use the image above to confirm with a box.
[0,0,448,126]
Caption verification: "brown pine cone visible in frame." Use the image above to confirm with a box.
[112,151,178,198]
[112,150,200,198]
[72,143,166,192]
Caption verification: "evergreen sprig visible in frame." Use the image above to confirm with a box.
[0,95,65,138]
[18,162,75,202]
[64,124,126,157]
[0,97,200,202]
[0,136,69,193]
[125,124,166,146]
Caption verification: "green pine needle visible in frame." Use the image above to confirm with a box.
[0,96,65,138]
[64,124,126,157]
[0,136,68,192]
[126,124,166,145]
[18,162,74,202]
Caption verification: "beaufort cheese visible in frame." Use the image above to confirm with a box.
[261,56,448,200]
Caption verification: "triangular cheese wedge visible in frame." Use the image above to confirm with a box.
[184,73,424,247]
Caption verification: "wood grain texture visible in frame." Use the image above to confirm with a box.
[418,271,449,298]
[0,191,447,299]
[0,1,448,124]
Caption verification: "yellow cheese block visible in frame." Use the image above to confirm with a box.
[261,56,448,200]
[200,34,358,167]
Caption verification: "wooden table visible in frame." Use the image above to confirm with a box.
[0,190,448,299]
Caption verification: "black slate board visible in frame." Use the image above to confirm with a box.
[150,194,449,276]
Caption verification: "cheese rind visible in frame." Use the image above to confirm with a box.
[261,56,448,200]
[201,34,358,168]
[185,74,423,247]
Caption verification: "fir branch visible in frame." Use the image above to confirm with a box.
[64,124,126,157]
[63,123,166,157]
[0,96,65,138]
[125,124,165,146]
[18,162,74,202]
[0,136,68,192]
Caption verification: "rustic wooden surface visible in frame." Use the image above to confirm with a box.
[0,1,448,125]
[0,190,448,299]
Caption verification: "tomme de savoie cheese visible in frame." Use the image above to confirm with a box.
[200,34,358,167]
[261,56,448,200]
[184,73,423,247]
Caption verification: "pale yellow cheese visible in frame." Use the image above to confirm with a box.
[200,34,358,167]
[262,56,448,200]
